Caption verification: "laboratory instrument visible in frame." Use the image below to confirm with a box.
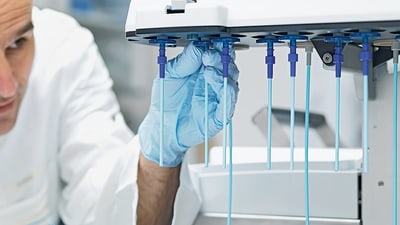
[125,0,400,224]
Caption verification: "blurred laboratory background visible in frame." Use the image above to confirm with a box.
[33,0,160,134]
[32,0,362,160]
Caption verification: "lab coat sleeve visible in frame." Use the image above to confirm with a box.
[56,32,140,225]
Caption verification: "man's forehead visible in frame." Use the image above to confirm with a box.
[0,0,32,36]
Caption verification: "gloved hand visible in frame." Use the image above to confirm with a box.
[138,42,240,167]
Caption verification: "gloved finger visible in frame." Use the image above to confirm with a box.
[203,66,238,98]
[203,66,239,124]
[202,49,239,82]
[165,42,203,78]
[212,78,239,125]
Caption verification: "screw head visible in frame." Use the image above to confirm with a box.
[322,52,333,64]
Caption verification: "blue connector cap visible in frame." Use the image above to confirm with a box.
[150,39,177,78]
[257,37,281,79]
[278,35,307,77]
[325,36,351,78]
[212,37,240,78]
[396,35,400,40]
[351,32,380,76]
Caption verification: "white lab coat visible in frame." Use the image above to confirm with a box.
[0,7,200,225]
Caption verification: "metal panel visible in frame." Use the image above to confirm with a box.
[193,213,360,225]
[363,63,399,224]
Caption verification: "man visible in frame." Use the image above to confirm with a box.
[0,0,239,225]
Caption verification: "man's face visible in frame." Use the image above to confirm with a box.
[0,0,34,135]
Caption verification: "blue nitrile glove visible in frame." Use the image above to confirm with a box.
[138,42,240,167]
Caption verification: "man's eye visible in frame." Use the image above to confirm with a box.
[8,38,26,49]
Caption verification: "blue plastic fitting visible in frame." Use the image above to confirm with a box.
[266,46,275,79]
[212,37,240,78]
[256,37,281,79]
[396,35,400,40]
[149,39,176,78]
[360,45,371,76]
[222,46,230,78]
[350,32,381,76]
[278,35,308,77]
[158,45,167,78]
[334,46,344,78]
[325,36,351,78]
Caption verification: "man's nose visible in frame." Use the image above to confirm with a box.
[0,54,17,99]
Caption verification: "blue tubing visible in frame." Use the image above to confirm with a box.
[210,38,238,168]
[223,77,228,168]
[227,122,233,225]
[222,42,230,168]
[160,78,164,166]
[333,42,344,172]
[149,39,176,167]
[393,62,398,225]
[290,77,296,167]
[335,78,341,171]
[158,43,167,167]
[363,76,369,173]
[305,64,311,225]
[267,78,273,169]
[276,35,307,170]
[350,33,379,173]
[325,37,347,171]
[265,41,275,170]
